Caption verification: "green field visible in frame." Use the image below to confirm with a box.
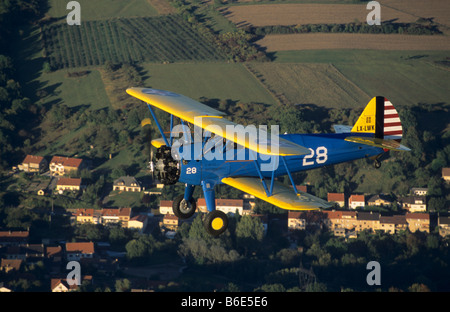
[37,69,111,109]
[42,15,225,69]
[140,62,277,105]
[47,0,159,20]
[246,62,370,108]
[272,50,450,108]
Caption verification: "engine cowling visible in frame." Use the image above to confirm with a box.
[155,145,180,185]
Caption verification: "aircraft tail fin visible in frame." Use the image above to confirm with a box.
[348,97,410,152]
[351,96,403,141]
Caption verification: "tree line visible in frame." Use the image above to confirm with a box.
[249,20,442,37]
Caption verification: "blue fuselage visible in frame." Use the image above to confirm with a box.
[178,133,384,186]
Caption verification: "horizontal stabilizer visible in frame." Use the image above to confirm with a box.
[333,125,353,134]
[222,177,332,210]
[345,136,411,152]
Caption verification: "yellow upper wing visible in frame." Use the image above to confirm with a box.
[127,87,310,156]
[222,177,331,210]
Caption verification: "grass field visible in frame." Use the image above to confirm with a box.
[272,50,450,108]
[37,69,111,110]
[246,62,370,108]
[47,0,159,20]
[256,33,450,51]
[222,3,418,27]
[140,62,277,105]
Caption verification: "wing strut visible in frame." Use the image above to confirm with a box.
[252,154,281,198]
[281,156,299,195]
[147,104,170,147]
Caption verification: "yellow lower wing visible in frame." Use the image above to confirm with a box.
[222,177,331,210]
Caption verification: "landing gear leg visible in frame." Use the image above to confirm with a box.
[201,180,228,236]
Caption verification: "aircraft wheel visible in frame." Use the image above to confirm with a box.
[173,194,196,219]
[204,210,228,237]
[373,159,382,169]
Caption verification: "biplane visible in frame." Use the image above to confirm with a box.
[127,88,410,236]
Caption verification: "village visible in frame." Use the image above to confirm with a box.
[1,154,449,292]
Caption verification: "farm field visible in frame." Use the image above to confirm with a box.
[47,0,159,20]
[246,63,370,108]
[42,15,225,69]
[222,3,418,27]
[383,0,450,28]
[256,33,450,51]
[140,62,277,105]
[271,50,450,108]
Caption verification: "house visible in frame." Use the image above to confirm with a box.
[75,208,101,224]
[400,196,427,212]
[128,215,148,233]
[0,231,29,246]
[411,188,428,196]
[18,155,48,173]
[74,208,132,227]
[327,193,346,208]
[349,194,365,209]
[65,242,95,261]
[287,211,306,231]
[323,210,358,232]
[49,156,86,176]
[46,245,63,274]
[442,168,450,183]
[197,198,244,215]
[51,275,92,292]
[406,213,430,233]
[56,177,82,193]
[113,176,142,192]
[379,215,407,234]
[216,199,244,215]
[101,208,132,227]
[159,200,173,215]
[322,210,342,230]
[438,216,450,237]
[161,214,179,231]
[356,211,380,232]
[4,244,45,264]
[0,259,23,273]
[367,194,394,207]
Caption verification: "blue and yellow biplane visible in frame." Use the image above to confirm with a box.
[127,88,410,236]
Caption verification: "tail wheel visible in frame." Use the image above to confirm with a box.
[172,194,196,219]
[204,210,228,236]
[373,159,382,169]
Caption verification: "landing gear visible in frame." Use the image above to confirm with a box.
[204,210,228,237]
[172,194,196,219]
[373,159,382,169]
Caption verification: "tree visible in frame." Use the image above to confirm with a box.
[125,234,157,262]
[115,279,131,292]
[236,215,264,255]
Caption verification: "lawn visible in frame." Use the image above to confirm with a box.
[140,62,277,105]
